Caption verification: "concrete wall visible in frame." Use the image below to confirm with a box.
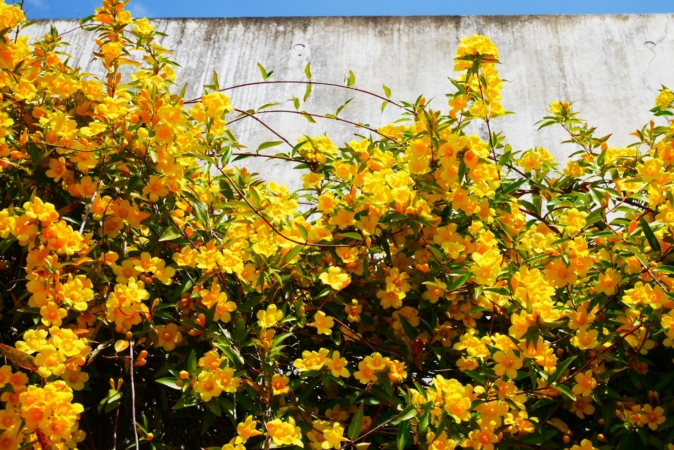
[24,15,674,189]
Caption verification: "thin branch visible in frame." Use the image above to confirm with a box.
[186,80,414,115]
[230,109,397,142]
[129,340,140,450]
[233,108,293,147]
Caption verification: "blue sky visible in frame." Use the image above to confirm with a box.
[22,0,674,19]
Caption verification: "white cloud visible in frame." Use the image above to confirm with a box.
[128,2,152,18]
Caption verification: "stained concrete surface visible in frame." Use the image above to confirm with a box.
[22,15,674,189]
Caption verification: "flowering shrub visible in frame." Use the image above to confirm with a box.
[2,1,674,449]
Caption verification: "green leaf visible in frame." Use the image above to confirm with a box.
[293,96,300,110]
[155,378,182,390]
[300,112,316,123]
[304,83,312,102]
[206,399,221,417]
[256,141,283,152]
[417,410,430,434]
[396,419,410,450]
[335,98,353,117]
[248,187,261,209]
[298,378,321,404]
[448,273,470,291]
[602,401,613,433]
[257,63,268,80]
[640,218,661,253]
[201,409,216,435]
[348,404,364,440]
[397,315,419,340]
[282,245,304,265]
[654,265,674,274]
[187,350,197,374]
[158,226,181,242]
[305,62,312,79]
[392,405,417,424]
[502,178,527,195]
[173,391,199,409]
[428,245,443,261]
[340,232,363,241]
[636,427,648,446]
[346,70,356,87]
[547,356,577,384]
[383,84,391,98]
[464,370,486,385]
[554,384,576,401]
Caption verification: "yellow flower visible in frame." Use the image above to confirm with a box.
[322,422,347,449]
[235,415,262,443]
[155,323,182,352]
[572,370,597,397]
[143,176,169,202]
[559,208,588,235]
[302,172,324,189]
[45,157,68,181]
[39,301,67,327]
[594,268,621,295]
[193,371,222,402]
[639,404,666,430]
[325,351,349,378]
[34,344,66,378]
[319,267,351,291]
[353,360,377,384]
[257,304,283,328]
[271,373,290,395]
[293,348,329,372]
[266,417,303,447]
[344,299,362,322]
[101,41,124,62]
[571,327,599,350]
[492,348,523,379]
[309,311,334,335]
[13,78,36,101]
[0,366,12,389]
[134,17,155,34]
[62,368,89,391]
[427,431,456,450]
[565,439,597,450]
[202,92,233,117]
[570,396,595,419]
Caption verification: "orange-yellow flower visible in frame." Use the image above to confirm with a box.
[319,266,351,291]
[309,311,334,335]
[257,304,283,328]
[325,351,349,378]
[235,415,262,444]
[155,323,182,352]
[493,348,523,379]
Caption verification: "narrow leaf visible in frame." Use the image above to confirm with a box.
[554,384,576,401]
[640,218,661,253]
[256,141,283,152]
[0,344,38,372]
[547,356,577,384]
[383,84,391,98]
[348,404,364,440]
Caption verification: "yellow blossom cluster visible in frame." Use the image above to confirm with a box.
[0,0,674,448]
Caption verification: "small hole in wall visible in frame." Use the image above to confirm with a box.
[644,41,657,48]
[293,43,305,56]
